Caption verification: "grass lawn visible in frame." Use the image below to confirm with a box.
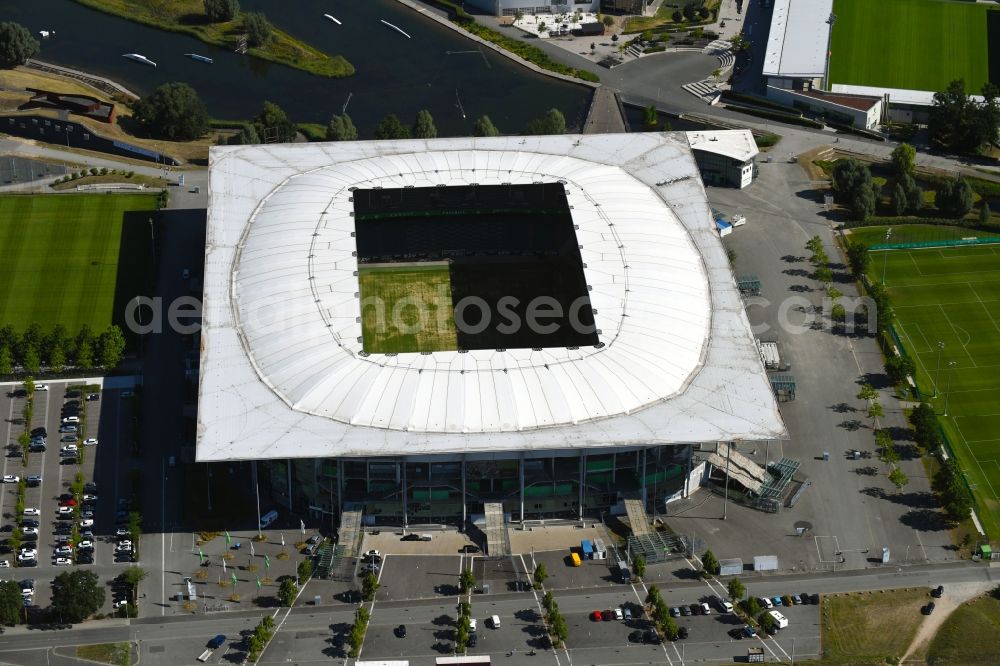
[848,225,1000,248]
[877,241,1000,538]
[927,593,1000,664]
[830,0,992,93]
[76,643,133,666]
[821,588,930,663]
[0,193,158,332]
[358,263,458,354]
[74,0,353,78]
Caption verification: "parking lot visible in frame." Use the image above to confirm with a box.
[0,379,138,615]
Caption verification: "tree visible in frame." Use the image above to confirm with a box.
[326,113,358,141]
[929,79,1000,153]
[936,178,974,218]
[473,115,499,137]
[227,124,260,145]
[23,347,39,375]
[891,143,916,178]
[682,4,697,20]
[204,0,239,22]
[0,580,21,625]
[374,113,410,140]
[297,558,313,584]
[253,101,296,143]
[122,567,148,600]
[857,383,877,402]
[0,22,39,68]
[537,22,548,34]
[633,554,646,580]
[851,186,877,221]
[744,595,761,616]
[459,568,476,594]
[885,355,916,385]
[51,570,105,623]
[133,82,209,141]
[910,402,942,451]
[759,611,777,634]
[867,401,884,428]
[551,613,569,643]
[844,242,870,278]
[814,265,833,285]
[361,572,379,601]
[891,182,908,216]
[98,325,126,368]
[981,202,992,225]
[525,108,566,135]
[698,6,711,19]
[642,105,658,130]
[603,15,615,27]
[244,12,272,47]
[77,340,93,371]
[533,562,548,586]
[660,614,679,640]
[0,345,11,376]
[831,159,879,220]
[278,578,297,606]
[701,549,720,576]
[727,577,745,602]
[898,173,923,213]
[645,584,662,606]
[412,110,437,139]
[672,10,683,22]
[888,467,909,492]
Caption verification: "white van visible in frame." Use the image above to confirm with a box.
[260,510,278,528]
[419,533,433,541]
[490,614,501,629]
[768,610,788,629]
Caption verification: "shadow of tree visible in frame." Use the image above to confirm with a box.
[900,508,949,532]
[830,402,857,413]
[783,268,810,277]
[781,255,805,263]
[790,284,815,293]
[839,419,863,431]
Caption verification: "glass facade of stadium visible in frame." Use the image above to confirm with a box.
[257,444,693,527]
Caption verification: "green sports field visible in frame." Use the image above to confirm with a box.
[879,241,1000,537]
[358,263,458,354]
[0,193,158,332]
[830,0,992,93]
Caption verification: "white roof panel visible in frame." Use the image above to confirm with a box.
[763,0,832,78]
[198,133,787,461]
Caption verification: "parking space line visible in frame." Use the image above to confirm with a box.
[628,579,675,666]
[517,553,562,666]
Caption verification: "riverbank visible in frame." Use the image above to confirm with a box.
[73,0,354,78]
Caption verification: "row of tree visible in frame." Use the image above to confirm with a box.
[0,324,126,376]
[645,585,680,640]
[0,21,39,68]
[347,607,371,658]
[247,615,276,661]
[541,590,569,647]
[930,79,1000,155]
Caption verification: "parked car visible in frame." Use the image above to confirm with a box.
[771,596,783,607]
[76,553,94,565]
[758,597,773,609]
[923,602,936,615]
[25,475,41,486]
[742,625,757,638]
[700,602,711,615]
[670,606,681,617]
[87,393,100,401]
[791,594,803,605]
[623,606,633,620]
[22,508,40,516]
[643,630,661,644]
[35,384,48,391]
[30,427,46,437]
[79,519,94,528]
[718,598,734,613]
[53,558,72,566]
[83,438,98,447]
[460,545,481,553]
[2,475,19,484]
[678,626,689,639]
[932,585,944,598]
[590,610,602,621]
[394,624,406,638]
[83,494,97,502]
[628,630,644,643]
[53,546,73,556]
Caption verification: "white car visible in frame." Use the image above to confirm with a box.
[700,602,711,615]
[0,560,9,568]
[54,545,73,556]
[365,549,380,558]
[113,599,129,608]
[57,506,73,515]
[469,618,477,632]
[61,416,80,425]
[23,507,40,516]
[77,540,94,549]
[61,444,79,453]
[719,600,734,613]
[83,438,98,447]
[35,384,48,391]
[22,527,38,536]
[18,549,37,560]
[2,475,19,483]
[116,528,131,537]
[731,214,747,227]
[117,540,133,549]
[83,494,98,502]
[54,557,72,566]
[614,607,624,621]
[79,519,94,528]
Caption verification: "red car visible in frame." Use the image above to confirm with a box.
[590,610,602,621]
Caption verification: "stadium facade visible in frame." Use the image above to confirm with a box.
[199,132,785,525]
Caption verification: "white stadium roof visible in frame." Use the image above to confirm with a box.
[687,130,758,163]
[763,0,833,79]
[198,133,786,462]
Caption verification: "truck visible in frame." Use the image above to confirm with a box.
[616,559,630,582]
[581,539,594,559]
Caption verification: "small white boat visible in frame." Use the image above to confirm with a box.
[38,30,53,38]
[185,53,214,64]
[324,14,342,25]
[380,19,411,39]
[122,53,157,67]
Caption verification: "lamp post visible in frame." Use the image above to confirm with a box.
[881,228,893,283]
[933,341,945,397]
[943,361,957,416]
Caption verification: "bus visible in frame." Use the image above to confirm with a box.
[570,552,582,567]
[581,539,594,559]
[436,657,491,665]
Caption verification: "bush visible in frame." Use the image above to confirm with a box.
[204,0,239,22]
[459,21,599,83]
[133,82,209,140]
[0,21,40,68]
[244,12,272,47]
[723,104,824,128]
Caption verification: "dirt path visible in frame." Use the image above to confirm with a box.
[901,580,993,663]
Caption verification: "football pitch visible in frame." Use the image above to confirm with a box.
[0,193,158,332]
[829,0,992,93]
[880,242,1000,537]
[358,263,458,354]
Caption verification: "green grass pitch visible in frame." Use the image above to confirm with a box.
[358,263,458,354]
[878,241,1000,538]
[0,193,158,332]
[830,0,992,93]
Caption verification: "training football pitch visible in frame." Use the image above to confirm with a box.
[358,263,458,354]
[829,0,992,93]
[0,193,158,332]
[880,242,1000,537]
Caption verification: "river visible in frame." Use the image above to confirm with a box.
[0,0,593,137]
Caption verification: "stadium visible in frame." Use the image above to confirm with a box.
[198,133,786,531]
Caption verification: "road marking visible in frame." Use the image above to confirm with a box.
[161,455,166,616]
[628,579,674,665]
[517,553,562,666]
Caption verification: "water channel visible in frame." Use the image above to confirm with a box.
[1,0,593,137]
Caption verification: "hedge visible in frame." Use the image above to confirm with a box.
[922,173,1000,199]
[296,123,327,141]
[828,122,886,142]
[723,104,824,128]
[841,216,1000,233]
[720,91,795,113]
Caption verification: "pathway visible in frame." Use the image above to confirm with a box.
[901,580,994,663]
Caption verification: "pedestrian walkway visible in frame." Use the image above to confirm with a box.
[484,502,511,557]
[624,496,651,536]
[582,86,627,134]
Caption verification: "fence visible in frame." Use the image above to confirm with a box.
[871,236,1000,250]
